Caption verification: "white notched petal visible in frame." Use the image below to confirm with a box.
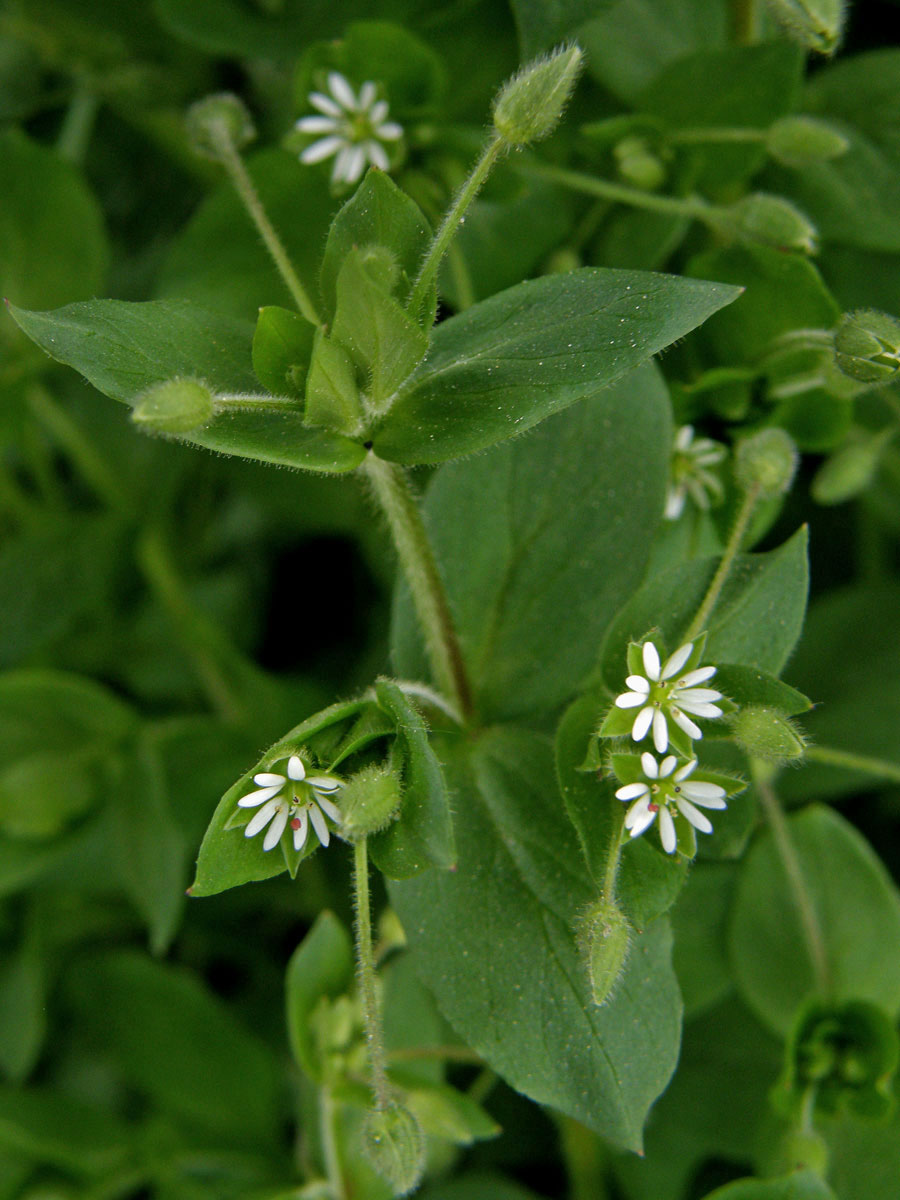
[678,701,723,719]
[245,798,282,838]
[659,755,678,777]
[676,797,713,833]
[615,690,648,709]
[680,780,727,803]
[369,98,388,124]
[293,808,309,851]
[307,775,340,792]
[263,804,289,851]
[295,115,340,134]
[309,802,330,847]
[616,782,649,801]
[625,675,650,692]
[675,688,723,704]
[288,755,306,781]
[366,140,389,171]
[664,486,686,520]
[640,751,659,778]
[642,641,661,681]
[334,143,366,183]
[661,642,693,679]
[652,709,669,753]
[316,792,342,824]
[671,708,703,739]
[328,72,358,110]
[678,665,717,687]
[658,807,677,853]
[254,772,285,787]
[359,81,377,109]
[301,135,347,164]
[632,706,654,741]
[376,121,403,140]
[625,797,655,834]
[675,425,694,451]
[309,91,343,118]
[674,759,698,782]
[238,784,282,808]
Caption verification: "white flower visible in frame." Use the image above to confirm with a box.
[614,639,724,753]
[295,71,403,185]
[237,754,343,852]
[616,752,728,854]
[665,425,727,520]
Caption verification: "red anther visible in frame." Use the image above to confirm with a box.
[290,817,301,830]
[648,803,659,813]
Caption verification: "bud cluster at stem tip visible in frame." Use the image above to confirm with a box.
[186,92,256,161]
[492,44,584,147]
[734,428,798,499]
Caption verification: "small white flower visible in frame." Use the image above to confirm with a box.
[237,754,343,852]
[665,425,727,520]
[616,752,728,854]
[614,639,724,753]
[295,71,403,185]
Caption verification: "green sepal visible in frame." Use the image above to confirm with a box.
[304,328,363,433]
[369,680,455,879]
[252,305,315,398]
[711,664,812,719]
[403,1082,501,1145]
[285,911,354,1082]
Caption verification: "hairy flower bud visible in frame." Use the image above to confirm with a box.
[614,136,666,191]
[363,1104,426,1196]
[766,116,849,167]
[734,429,798,498]
[186,93,256,161]
[337,764,402,841]
[833,309,900,384]
[725,193,818,255]
[766,0,846,53]
[131,379,215,434]
[580,897,631,1005]
[493,44,584,147]
[730,705,806,765]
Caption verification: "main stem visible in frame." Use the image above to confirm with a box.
[353,839,391,1111]
[753,765,832,994]
[515,160,716,225]
[407,134,505,317]
[215,133,321,327]
[363,455,473,721]
[684,482,760,641]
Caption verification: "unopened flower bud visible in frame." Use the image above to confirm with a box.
[580,897,631,1006]
[833,309,900,384]
[131,379,215,434]
[764,1127,830,1177]
[614,136,666,191]
[811,430,894,505]
[734,429,798,498]
[725,193,818,254]
[363,1104,426,1196]
[186,93,256,161]
[337,764,402,841]
[493,44,584,147]
[765,0,846,53]
[766,116,849,167]
[731,705,806,765]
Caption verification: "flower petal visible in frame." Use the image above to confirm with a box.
[333,143,366,183]
[359,81,377,110]
[659,755,678,777]
[641,751,659,778]
[295,115,340,134]
[671,708,702,739]
[368,98,388,124]
[674,688,723,704]
[661,642,693,679]
[245,798,281,838]
[625,797,655,835]
[253,772,285,787]
[263,804,289,851]
[301,135,346,164]
[307,774,341,792]
[675,425,694,451]
[287,756,306,781]
[293,808,309,851]
[632,706,654,741]
[309,802,330,848]
[315,792,342,824]
[674,759,698,782]
[308,91,343,118]
[677,701,723,719]
[375,121,403,140]
[366,139,389,171]
[678,666,717,686]
[652,708,669,753]
[658,807,677,853]
[625,675,650,693]
[237,784,282,808]
[642,641,661,681]
[676,797,713,833]
[616,782,649,801]
[328,71,358,110]
[680,780,727,804]
[615,690,648,709]
[664,486,686,520]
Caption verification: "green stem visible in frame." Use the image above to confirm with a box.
[28,386,130,512]
[387,1045,484,1065]
[558,1115,612,1200]
[214,133,321,327]
[731,0,759,43]
[407,134,505,317]
[515,160,718,226]
[602,825,625,901]
[669,126,765,146]
[57,86,99,165]
[214,391,304,412]
[753,764,831,995]
[362,454,473,721]
[319,1085,346,1200]
[684,482,761,641]
[353,838,391,1111]
[804,745,900,784]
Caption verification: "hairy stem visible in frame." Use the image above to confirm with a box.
[684,482,760,641]
[353,838,391,1111]
[805,744,900,784]
[753,764,832,994]
[363,454,473,721]
[319,1085,346,1200]
[28,385,130,512]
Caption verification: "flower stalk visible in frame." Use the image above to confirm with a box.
[353,837,391,1111]
[684,481,760,642]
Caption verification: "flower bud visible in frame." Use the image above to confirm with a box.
[492,44,584,147]
[131,379,215,434]
[811,430,893,505]
[337,764,402,841]
[734,429,798,498]
[186,93,256,161]
[763,1126,830,1178]
[765,116,849,167]
[725,193,818,255]
[614,136,666,191]
[730,705,806,765]
[363,1104,426,1196]
[833,309,900,385]
[580,897,631,1006]
[765,0,846,53]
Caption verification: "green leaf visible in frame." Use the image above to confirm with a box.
[0,130,107,344]
[8,299,366,473]
[729,805,900,1037]
[305,329,362,432]
[670,861,736,1017]
[712,665,812,718]
[320,170,433,320]
[510,0,608,56]
[701,1173,838,1200]
[252,305,315,397]
[373,268,740,464]
[390,726,682,1150]
[0,933,45,1082]
[0,1084,131,1175]
[370,681,455,878]
[404,1084,500,1145]
[600,526,810,689]
[65,950,283,1147]
[392,366,671,723]
[285,911,354,1081]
